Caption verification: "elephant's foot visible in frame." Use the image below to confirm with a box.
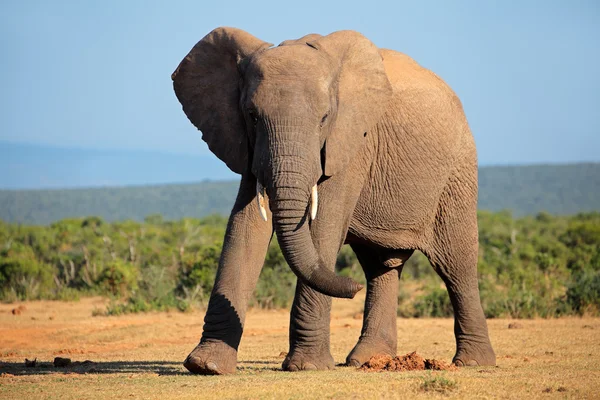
[183,340,238,375]
[345,338,396,367]
[282,348,334,371]
[453,338,496,367]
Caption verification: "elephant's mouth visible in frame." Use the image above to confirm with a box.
[255,180,318,222]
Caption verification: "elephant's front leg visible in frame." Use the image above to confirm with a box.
[184,175,272,375]
[282,176,361,372]
[283,278,336,371]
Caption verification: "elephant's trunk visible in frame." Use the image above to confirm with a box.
[260,117,363,299]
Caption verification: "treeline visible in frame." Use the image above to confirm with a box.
[2,163,599,225]
[478,163,600,216]
[1,211,599,318]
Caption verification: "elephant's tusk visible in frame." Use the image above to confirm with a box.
[256,181,268,222]
[310,184,318,220]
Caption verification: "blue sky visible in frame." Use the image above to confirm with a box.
[1,0,599,167]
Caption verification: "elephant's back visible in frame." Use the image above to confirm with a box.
[380,49,458,98]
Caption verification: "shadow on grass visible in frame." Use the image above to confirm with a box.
[0,360,282,376]
[1,360,188,376]
[0,294,282,377]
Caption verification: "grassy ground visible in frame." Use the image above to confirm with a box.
[1,296,599,399]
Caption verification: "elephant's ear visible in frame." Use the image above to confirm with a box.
[172,27,272,174]
[309,31,393,177]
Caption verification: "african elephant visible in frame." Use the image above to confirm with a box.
[171,27,496,374]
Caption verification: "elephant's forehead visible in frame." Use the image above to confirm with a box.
[249,46,331,81]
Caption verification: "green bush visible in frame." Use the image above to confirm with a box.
[177,244,221,307]
[0,244,55,300]
[1,212,599,318]
[413,286,453,317]
[104,294,152,316]
[420,374,457,394]
[336,245,365,284]
[54,287,81,301]
[252,239,296,309]
[566,271,600,315]
[96,259,139,296]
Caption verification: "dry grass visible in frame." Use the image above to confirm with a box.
[1,296,599,399]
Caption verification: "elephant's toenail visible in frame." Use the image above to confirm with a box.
[206,362,219,373]
[454,359,465,367]
[347,359,361,367]
[303,363,317,371]
[287,364,299,372]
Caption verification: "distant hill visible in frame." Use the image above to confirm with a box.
[0,181,240,225]
[1,163,599,225]
[478,163,600,216]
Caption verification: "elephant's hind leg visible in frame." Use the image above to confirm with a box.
[345,244,405,367]
[426,163,496,367]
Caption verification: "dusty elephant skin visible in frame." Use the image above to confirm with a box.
[171,27,496,374]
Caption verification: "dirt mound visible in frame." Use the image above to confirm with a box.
[11,305,26,315]
[360,352,456,372]
[424,358,455,371]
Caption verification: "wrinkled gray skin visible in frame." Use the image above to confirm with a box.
[172,27,496,374]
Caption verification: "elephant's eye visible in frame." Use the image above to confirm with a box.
[248,110,258,126]
[320,113,328,128]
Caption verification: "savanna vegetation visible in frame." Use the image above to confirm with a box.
[1,211,598,318]
[1,163,599,225]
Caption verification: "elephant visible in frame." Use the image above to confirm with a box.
[171,27,496,374]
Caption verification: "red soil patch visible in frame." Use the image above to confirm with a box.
[360,352,456,372]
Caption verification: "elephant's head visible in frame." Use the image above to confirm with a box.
[172,27,392,298]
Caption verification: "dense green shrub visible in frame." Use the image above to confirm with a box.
[177,244,222,305]
[566,271,600,315]
[0,212,598,318]
[335,245,366,284]
[96,259,139,296]
[0,243,55,300]
[413,286,453,317]
[252,239,296,309]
